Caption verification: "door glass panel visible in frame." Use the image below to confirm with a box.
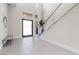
[23,19,33,37]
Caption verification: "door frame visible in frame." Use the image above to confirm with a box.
[22,19,33,37]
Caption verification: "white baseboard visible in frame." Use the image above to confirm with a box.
[40,36,79,54]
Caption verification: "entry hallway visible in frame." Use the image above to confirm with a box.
[0,37,77,55]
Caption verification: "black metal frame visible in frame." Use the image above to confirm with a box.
[22,19,33,37]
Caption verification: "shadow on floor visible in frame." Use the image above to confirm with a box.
[3,40,13,47]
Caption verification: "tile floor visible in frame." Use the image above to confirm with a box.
[0,37,77,55]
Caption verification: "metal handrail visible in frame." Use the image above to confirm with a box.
[44,3,62,23]
[43,3,78,34]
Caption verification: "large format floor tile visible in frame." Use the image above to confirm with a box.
[0,37,77,55]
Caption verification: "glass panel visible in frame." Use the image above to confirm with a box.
[23,20,32,36]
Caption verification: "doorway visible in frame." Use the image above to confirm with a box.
[22,19,33,37]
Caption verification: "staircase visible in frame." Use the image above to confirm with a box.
[40,3,79,54]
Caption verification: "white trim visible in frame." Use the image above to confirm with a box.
[40,36,79,54]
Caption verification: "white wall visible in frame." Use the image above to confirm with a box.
[42,3,60,20]
[41,3,79,54]
[0,3,8,49]
[8,3,41,39]
[43,3,76,30]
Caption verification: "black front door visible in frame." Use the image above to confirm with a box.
[22,19,33,37]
